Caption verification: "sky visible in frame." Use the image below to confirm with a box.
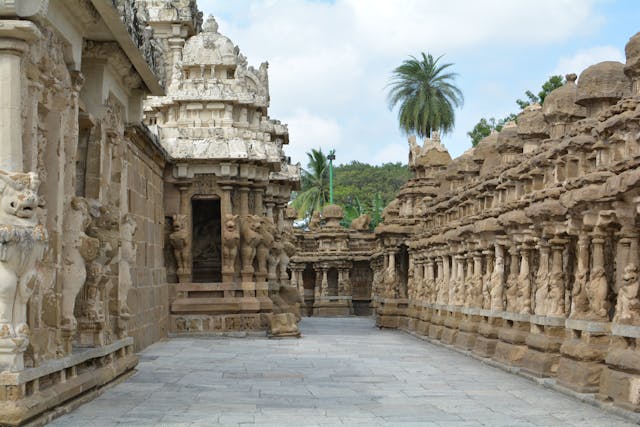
[198,0,640,167]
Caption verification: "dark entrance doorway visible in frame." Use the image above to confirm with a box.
[192,199,222,282]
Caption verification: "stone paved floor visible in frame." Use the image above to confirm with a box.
[50,317,635,426]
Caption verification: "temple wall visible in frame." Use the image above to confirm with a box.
[373,35,640,413]
[123,135,168,351]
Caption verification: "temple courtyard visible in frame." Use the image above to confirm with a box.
[49,318,635,427]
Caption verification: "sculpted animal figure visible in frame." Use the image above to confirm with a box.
[546,271,565,316]
[0,171,47,344]
[256,217,276,277]
[490,256,504,311]
[61,196,99,329]
[614,264,640,324]
[240,215,261,273]
[350,214,371,231]
[221,214,240,276]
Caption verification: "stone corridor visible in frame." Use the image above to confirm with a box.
[48,318,635,426]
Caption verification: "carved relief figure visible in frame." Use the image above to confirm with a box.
[482,253,493,309]
[240,215,261,273]
[83,204,119,323]
[0,171,47,344]
[61,197,99,329]
[517,250,532,314]
[221,214,239,276]
[119,214,137,319]
[586,267,610,320]
[613,264,640,324]
[490,248,505,311]
[534,246,550,315]
[505,262,518,312]
[350,214,371,231]
[570,236,590,318]
[546,272,565,316]
[169,214,189,277]
[256,217,276,277]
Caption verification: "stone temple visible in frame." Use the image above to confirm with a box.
[1,0,640,425]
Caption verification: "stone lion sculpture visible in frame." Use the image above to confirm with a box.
[267,285,302,338]
[0,171,47,354]
[221,214,239,277]
[349,214,371,231]
[240,215,262,273]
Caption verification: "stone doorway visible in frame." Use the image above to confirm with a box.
[191,198,222,282]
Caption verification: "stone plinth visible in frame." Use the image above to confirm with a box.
[0,338,136,427]
[441,307,463,345]
[428,307,445,340]
[170,282,272,333]
[557,319,610,393]
[521,315,566,378]
[493,313,531,367]
[376,299,408,329]
[313,296,353,317]
[417,303,432,336]
[473,311,504,358]
[455,308,482,351]
[598,324,640,411]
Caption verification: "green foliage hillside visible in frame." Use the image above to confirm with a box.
[333,161,410,209]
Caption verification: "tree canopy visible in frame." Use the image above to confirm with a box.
[291,151,411,231]
[387,53,464,138]
[291,148,329,217]
[468,75,565,147]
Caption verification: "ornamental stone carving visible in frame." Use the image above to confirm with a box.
[221,214,239,279]
[61,196,98,330]
[0,170,46,371]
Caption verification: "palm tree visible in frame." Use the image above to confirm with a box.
[387,53,464,138]
[292,148,329,218]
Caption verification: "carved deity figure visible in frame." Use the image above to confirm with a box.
[546,272,565,316]
[613,264,640,324]
[516,252,532,314]
[221,214,240,276]
[490,251,505,311]
[586,266,610,320]
[570,237,590,318]
[482,254,493,309]
[83,204,119,323]
[118,214,137,319]
[62,196,99,329]
[240,215,262,273]
[169,214,189,277]
[0,171,47,346]
[505,268,519,312]
[534,248,550,315]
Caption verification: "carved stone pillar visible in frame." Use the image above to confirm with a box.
[0,21,40,171]
[490,243,505,311]
[547,237,567,317]
[442,255,451,304]
[239,185,250,216]
[472,252,483,308]
[534,240,550,315]
[505,244,520,312]
[482,249,494,310]
[252,186,264,216]
[321,267,328,297]
[517,243,532,314]
[570,232,590,319]
[220,185,233,218]
[588,230,610,321]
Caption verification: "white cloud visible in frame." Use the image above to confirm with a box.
[552,45,626,76]
[198,0,609,164]
[283,109,343,166]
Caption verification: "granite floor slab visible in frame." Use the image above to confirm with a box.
[49,317,635,426]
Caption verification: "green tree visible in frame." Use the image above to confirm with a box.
[467,113,517,147]
[387,53,464,138]
[291,148,329,218]
[516,75,564,109]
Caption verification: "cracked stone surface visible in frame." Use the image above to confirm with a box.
[50,317,634,426]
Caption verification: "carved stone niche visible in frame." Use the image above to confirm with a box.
[0,170,47,371]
